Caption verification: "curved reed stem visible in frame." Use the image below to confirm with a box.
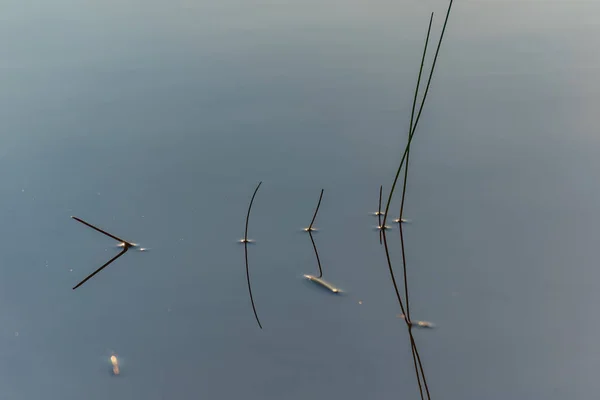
[400,8,434,328]
[379,2,455,398]
[409,328,425,400]
[380,13,434,396]
[378,185,383,244]
[308,189,324,231]
[244,181,263,329]
[381,0,454,228]
[308,232,323,279]
[307,189,325,278]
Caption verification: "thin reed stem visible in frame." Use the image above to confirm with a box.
[381,229,427,398]
[307,189,325,278]
[410,330,431,399]
[400,10,434,325]
[244,181,263,329]
[380,11,435,398]
[381,0,454,227]
[409,329,425,400]
[71,216,132,246]
[72,247,129,290]
[308,189,324,231]
[378,185,383,244]
[379,2,454,398]
[308,232,323,279]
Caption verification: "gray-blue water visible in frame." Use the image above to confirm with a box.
[1,0,599,399]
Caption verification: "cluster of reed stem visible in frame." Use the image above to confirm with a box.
[380,1,454,398]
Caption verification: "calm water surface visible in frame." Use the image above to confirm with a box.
[1,0,599,399]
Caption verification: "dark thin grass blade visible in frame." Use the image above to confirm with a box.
[402,9,451,398]
[308,189,324,230]
[244,182,263,329]
[397,12,437,399]
[71,216,132,246]
[399,164,413,313]
[307,189,325,278]
[383,226,428,400]
[378,185,383,245]
[380,5,434,349]
[400,218,427,399]
[72,247,129,290]
[410,331,425,400]
[401,10,434,326]
[380,1,454,398]
[410,332,430,399]
[381,231,407,317]
[381,0,454,227]
[308,231,323,279]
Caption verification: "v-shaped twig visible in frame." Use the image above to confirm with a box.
[71,216,137,290]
